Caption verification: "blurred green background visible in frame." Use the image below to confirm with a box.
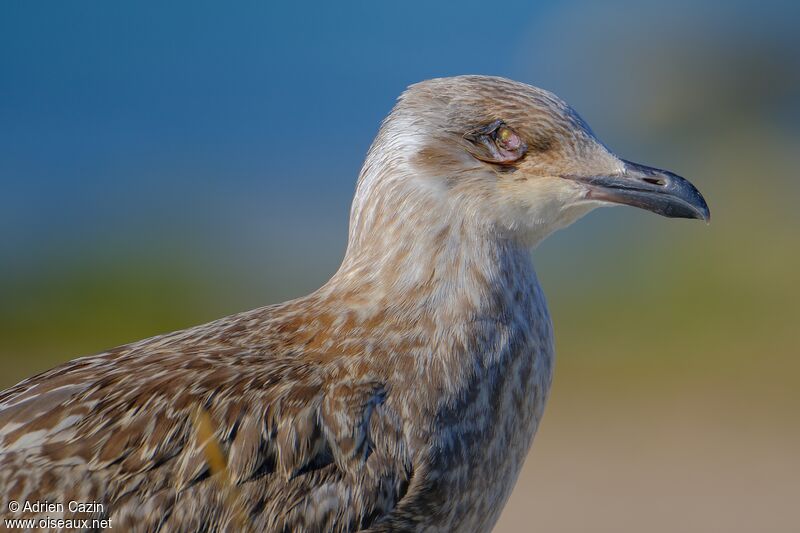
[1,1,798,531]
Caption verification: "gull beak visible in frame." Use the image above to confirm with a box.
[567,160,711,221]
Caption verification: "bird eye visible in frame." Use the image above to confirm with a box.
[463,120,527,165]
[494,125,522,151]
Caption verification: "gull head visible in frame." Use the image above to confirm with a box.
[352,75,709,249]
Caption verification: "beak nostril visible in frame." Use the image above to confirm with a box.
[642,177,666,186]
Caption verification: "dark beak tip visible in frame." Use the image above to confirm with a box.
[684,184,711,223]
[630,161,711,223]
[699,204,711,223]
[681,191,710,222]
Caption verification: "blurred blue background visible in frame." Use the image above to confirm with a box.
[1,1,798,531]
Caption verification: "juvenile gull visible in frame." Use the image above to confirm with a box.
[0,76,709,532]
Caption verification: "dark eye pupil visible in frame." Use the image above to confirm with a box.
[495,126,519,150]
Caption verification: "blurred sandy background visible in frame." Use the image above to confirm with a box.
[1,1,798,531]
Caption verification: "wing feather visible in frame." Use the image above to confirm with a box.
[0,334,412,532]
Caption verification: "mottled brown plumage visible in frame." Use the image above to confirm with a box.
[0,76,708,532]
